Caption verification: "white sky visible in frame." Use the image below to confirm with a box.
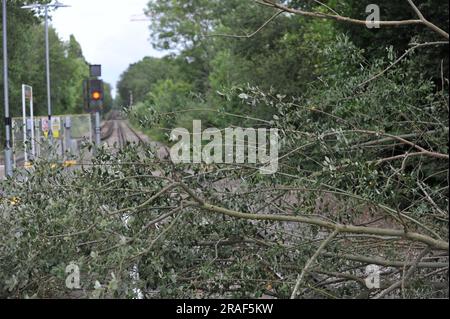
[51,0,165,96]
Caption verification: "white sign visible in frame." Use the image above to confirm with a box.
[26,119,34,130]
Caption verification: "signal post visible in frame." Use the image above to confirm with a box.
[85,65,104,151]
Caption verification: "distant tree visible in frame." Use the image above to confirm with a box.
[117,56,179,106]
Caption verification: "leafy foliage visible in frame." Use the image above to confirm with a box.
[1,0,449,299]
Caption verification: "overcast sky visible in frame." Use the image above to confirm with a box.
[51,0,164,96]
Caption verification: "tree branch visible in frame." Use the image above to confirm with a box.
[208,10,283,39]
[352,130,449,160]
[358,42,449,88]
[373,247,431,298]
[259,0,449,40]
[109,183,180,216]
[291,230,339,299]
[182,195,449,250]
[322,252,448,269]
[407,0,449,39]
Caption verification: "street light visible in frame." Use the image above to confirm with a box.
[21,1,71,140]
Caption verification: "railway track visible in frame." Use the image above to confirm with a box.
[111,118,145,149]
[100,111,118,141]
[124,122,146,144]
[101,121,114,141]
[117,121,126,148]
[100,110,145,147]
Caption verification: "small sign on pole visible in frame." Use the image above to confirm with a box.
[25,86,32,99]
[42,118,49,138]
[90,64,102,77]
[26,119,33,130]
[52,117,61,139]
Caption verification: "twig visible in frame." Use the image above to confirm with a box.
[259,0,449,40]
[373,247,431,299]
[130,211,185,260]
[208,10,283,39]
[98,206,185,255]
[46,224,96,239]
[375,152,428,165]
[407,0,449,39]
[322,252,448,269]
[407,0,425,20]
[358,42,449,88]
[313,0,339,15]
[417,182,447,216]
[352,129,449,160]
[109,183,179,216]
[353,128,448,149]
[291,230,339,299]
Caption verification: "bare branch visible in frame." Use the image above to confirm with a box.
[208,10,283,39]
[407,0,449,39]
[259,0,449,40]
[375,152,428,165]
[352,129,449,160]
[178,184,449,250]
[407,0,426,21]
[353,128,449,149]
[322,252,448,269]
[109,183,180,216]
[291,230,339,299]
[417,182,448,217]
[373,247,431,298]
[312,0,339,16]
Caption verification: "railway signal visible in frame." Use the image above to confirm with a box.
[84,64,103,148]
[84,78,103,147]
[89,79,104,106]
[84,79,104,113]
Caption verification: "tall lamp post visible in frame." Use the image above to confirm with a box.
[2,0,12,177]
[21,1,70,140]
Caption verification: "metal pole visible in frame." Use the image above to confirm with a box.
[45,6,53,141]
[30,87,36,159]
[3,0,13,177]
[95,111,101,146]
[88,115,92,144]
[22,85,28,164]
[64,116,72,157]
